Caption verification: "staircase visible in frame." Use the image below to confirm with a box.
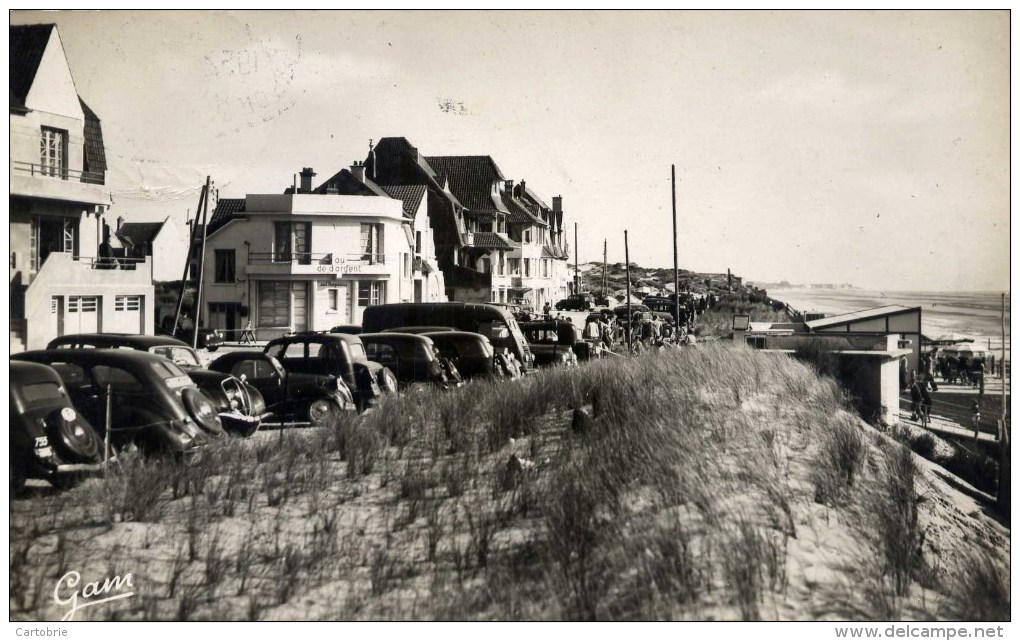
[10,318,27,353]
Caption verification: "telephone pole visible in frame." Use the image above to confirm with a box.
[602,239,608,299]
[625,230,631,354]
[192,178,213,349]
[574,222,579,294]
[671,164,680,326]
[172,178,210,335]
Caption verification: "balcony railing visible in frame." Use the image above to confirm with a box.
[12,160,105,185]
[80,256,148,271]
[248,252,386,265]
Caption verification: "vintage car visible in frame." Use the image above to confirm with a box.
[47,333,264,436]
[207,351,356,425]
[555,293,596,312]
[520,321,582,367]
[359,333,463,389]
[362,303,535,372]
[10,361,106,491]
[422,331,517,380]
[264,333,396,412]
[12,350,220,456]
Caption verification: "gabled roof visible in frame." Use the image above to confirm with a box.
[804,305,921,330]
[208,198,246,235]
[10,24,53,110]
[380,184,426,218]
[117,221,165,246]
[468,232,519,250]
[313,168,390,197]
[501,190,547,226]
[425,155,509,215]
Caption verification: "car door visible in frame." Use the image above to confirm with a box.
[226,356,288,415]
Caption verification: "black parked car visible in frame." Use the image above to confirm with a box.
[520,320,589,367]
[208,351,356,425]
[12,350,220,456]
[265,333,397,412]
[555,293,595,312]
[47,333,264,436]
[359,332,463,389]
[10,361,105,491]
[328,325,363,335]
[382,326,457,335]
[423,331,517,380]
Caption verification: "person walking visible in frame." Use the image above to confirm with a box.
[919,383,932,427]
[543,301,552,318]
[899,356,909,390]
[908,374,922,421]
[971,398,982,439]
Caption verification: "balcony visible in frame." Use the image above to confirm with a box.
[10,161,111,207]
[245,252,390,277]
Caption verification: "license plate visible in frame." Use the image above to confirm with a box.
[35,446,53,459]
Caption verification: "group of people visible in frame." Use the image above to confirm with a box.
[901,347,990,396]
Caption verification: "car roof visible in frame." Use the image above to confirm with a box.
[359,332,433,344]
[48,333,191,349]
[383,326,457,334]
[10,360,65,385]
[14,348,174,368]
[422,331,488,342]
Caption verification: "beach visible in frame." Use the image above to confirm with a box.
[767,288,1011,360]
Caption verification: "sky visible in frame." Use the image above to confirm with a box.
[10,9,1010,291]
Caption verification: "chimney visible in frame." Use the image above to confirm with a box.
[299,167,316,194]
[351,160,366,183]
[519,180,526,197]
[552,195,562,213]
[116,215,124,232]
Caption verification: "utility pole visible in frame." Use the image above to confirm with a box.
[172,178,209,335]
[574,222,579,294]
[192,178,213,349]
[625,230,631,354]
[999,292,1010,515]
[671,164,680,327]
[602,239,607,299]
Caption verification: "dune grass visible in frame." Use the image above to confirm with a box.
[8,343,1007,621]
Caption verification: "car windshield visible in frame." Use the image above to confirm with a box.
[348,342,367,360]
[150,346,202,368]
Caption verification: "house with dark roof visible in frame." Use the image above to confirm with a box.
[195,168,417,337]
[314,160,447,304]
[113,215,190,281]
[424,154,525,303]
[10,23,154,350]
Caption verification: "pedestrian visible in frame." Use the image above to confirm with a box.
[908,374,922,421]
[976,359,985,396]
[543,301,552,318]
[899,356,908,390]
[919,383,932,424]
[971,398,981,439]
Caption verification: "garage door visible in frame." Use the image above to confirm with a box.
[67,296,100,333]
[107,295,143,334]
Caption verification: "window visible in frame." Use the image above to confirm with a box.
[328,288,340,312]
[524,258,531,278]
[62,218,75,253]
[360,223,382,264]
[230,358,278,380]
[478,221,493,233]
[542,259,550,278]
[357,281,385,307]
[40,127,68,177]
[508,258,521,275]
[115,295,141,311]
[403,253,411,278]
[415,231,423,255]
[479,257,491,274]
[214,249,236,283]
[497,252,505,276]
[524,229,533,244]
[68,296,98,313]
[273,221,311,263]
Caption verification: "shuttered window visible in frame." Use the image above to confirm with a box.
[115,295,141,311]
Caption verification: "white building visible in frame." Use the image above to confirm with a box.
[10,24,154,351]
[199,173,435,339]
[114,216,190,282]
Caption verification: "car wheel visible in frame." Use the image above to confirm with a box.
[206,346,219,352]
[308,398,341,426]
[378,368,398,394]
